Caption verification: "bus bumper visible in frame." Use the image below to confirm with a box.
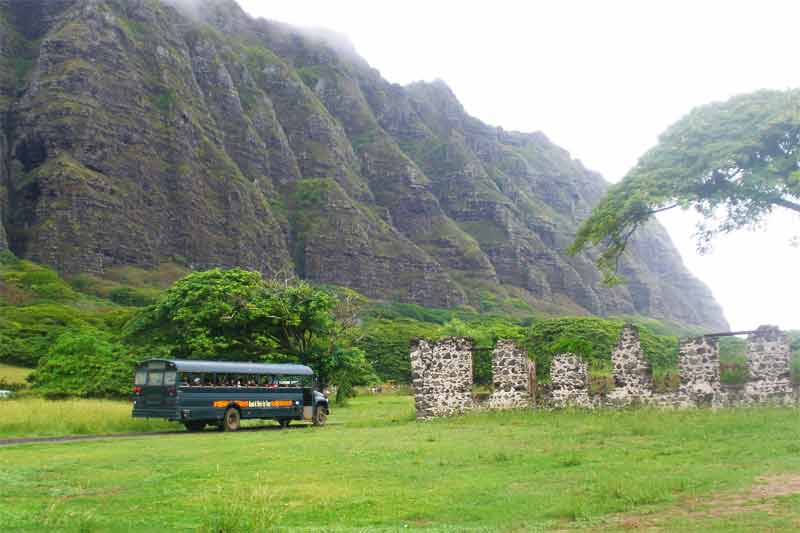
[132,407,180,420]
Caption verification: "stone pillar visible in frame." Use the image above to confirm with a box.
[744,326,795,404]
[608,324,653,405]
[487,340,535,409]
[550,353,591,408]
[410,337,474,419]
[678,336,721,407]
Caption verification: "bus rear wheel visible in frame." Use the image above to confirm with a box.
[313,406,328,427]
[184,421,206,432]
[223,407,241,432]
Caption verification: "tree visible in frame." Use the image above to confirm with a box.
[124,268,374,390]
[570,89,800,283]
[30,328,137,399]
[124,268,282,360]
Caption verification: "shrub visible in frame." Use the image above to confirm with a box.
[0,303,133,366]
[526,317,679,380]
[30,329,137,399]
[357,318,439,383]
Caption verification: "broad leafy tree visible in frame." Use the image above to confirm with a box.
[124,269,374,389]
[571,89,800,282]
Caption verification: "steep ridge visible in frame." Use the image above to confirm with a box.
[0,0,728,329]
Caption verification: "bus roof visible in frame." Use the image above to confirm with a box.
[137,359,314,376]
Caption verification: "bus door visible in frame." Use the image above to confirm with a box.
[138,362,178,408]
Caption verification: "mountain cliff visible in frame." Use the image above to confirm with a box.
[0,0,728,330]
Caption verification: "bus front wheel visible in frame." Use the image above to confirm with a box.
[223,407,241,432]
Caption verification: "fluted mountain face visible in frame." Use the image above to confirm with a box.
[0,0,728,329]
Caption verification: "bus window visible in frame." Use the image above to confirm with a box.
[164,371,177,386]
[135,369,147,385]
[276,375,307,387]
[148,370,164,386]
[203,374,215,386]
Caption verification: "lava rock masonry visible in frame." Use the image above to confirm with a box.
[410,325,798,419]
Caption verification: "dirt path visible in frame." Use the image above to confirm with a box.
[602,474,800,530]
[0,431,180,447]
[0,422,333,447]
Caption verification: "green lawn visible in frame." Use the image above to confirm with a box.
[1,395,799,531]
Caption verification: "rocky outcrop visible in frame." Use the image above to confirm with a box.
[0,0,728,329]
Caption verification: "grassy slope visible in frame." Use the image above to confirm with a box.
[1,395,799,531]
[0,363,30,385]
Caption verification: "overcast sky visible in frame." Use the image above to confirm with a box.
[238,0,800,331]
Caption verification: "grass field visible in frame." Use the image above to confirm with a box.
[1,395,800,531]
[0,363,32,386]
[0,398,177,438]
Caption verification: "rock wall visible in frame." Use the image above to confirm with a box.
[486,340,535,409]
[550,354,591,408]
[744,326,795,404]
[677,336,722,407]
[409,326,798,419]
[410,337,474,419]
[607,324,653,405]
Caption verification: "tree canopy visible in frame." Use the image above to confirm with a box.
[124,268,374,389]
[570,89,800,282]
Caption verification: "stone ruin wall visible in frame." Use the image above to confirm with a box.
[744,326,795,405]
[410,325,798,419]
[486,340,535,409]
[675,335,722,407]
[607,324,653,405]
[549,353,591,408]
[410,337,474,419]
[411,338,534,418]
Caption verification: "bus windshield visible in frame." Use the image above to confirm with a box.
[135,362,177,387]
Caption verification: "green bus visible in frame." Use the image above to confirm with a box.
[132,359,330,431]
